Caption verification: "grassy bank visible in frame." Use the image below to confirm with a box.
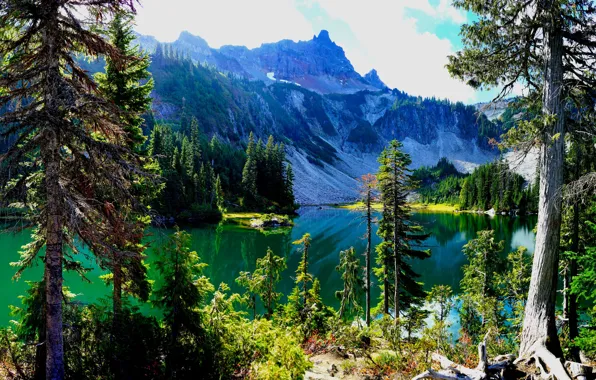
[336,202,459,213]
[409,202,459,213]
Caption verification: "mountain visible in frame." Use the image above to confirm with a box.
[363,69,386,89]
[144,43,504,204]
[137,30,380,95]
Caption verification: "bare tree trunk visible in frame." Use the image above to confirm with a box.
[519,5,565,358]
[42,4,65,378]
[365,190,372,326]
[43,137,64,380]
[568,147,581,361]
[393,165,400,322]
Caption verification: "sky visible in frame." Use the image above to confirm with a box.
[134,0,502,104]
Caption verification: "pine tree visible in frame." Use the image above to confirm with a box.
[448,0,596,359]
[215,175,225,213]
[0,2,143,377]
[255,248,287,318]
[152,230,214,378]
[459,230,504,340]
[94,11,155,346]
[242,132,258,203]
[293,233,313,312]
[335,247,363,320]
[375,140,430,322]
[358,174,377,326]
[284,163,296,209]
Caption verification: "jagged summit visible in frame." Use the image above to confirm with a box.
[364,69,387,89]
[135,30,377,94]
[314,29,332,43]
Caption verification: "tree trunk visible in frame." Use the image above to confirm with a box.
[43,138,64,380]
[34,281,46,380]
[111,258,123,379]
[519,5,565,358]
[113,259,123,327]
[303,245,309,310]
[365,190,372,326]
[568,147,580,361]
[393,164,400,321]
[42,3,65,378]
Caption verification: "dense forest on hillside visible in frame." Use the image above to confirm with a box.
[1,1,596,380]
[414,158,539,213]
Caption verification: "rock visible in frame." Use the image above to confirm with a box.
[364,69,386,89]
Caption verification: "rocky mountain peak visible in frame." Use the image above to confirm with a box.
[314,29,332,44]
[176,31,210,49]
[364,69,387,89]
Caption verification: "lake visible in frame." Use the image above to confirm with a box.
[0,207,537,325]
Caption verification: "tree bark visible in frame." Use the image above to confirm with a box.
[42,3,65,376]
[111,257,123,379]
[43,137,64,380]
[568,147,580,361]
[365,189,372,326]
[393,163,400,322]
[519,3,565,358]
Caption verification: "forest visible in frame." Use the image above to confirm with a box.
[0,1,596,380]
[414,158,539,213]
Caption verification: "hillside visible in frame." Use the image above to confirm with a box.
[142,43,503,204]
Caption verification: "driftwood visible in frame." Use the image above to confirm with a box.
[413,331,515,380]
[413,334,596,380]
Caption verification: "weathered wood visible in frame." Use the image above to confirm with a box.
[565,361,592,380]
[412,369,461,380]
[520,0,566,358]
[534,343,572,380]
[431,352,485,380]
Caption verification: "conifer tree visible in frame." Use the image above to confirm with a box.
[284,163,296,208]
[335,247,363,320]
[459,230,504,340]
[0,2,143,377]
[358,174,377,326]
[255,248,287,318]
[152,230,214,378]
[293,233,313,312]
[448,0,596,359]
[375,140,430,321]
[95,13,155,352]
[242,132,258,202]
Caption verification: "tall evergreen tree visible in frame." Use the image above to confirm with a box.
[448,0,596,361]
[242,132,258,202]
[0,2,143,378]
[375,140,430,322]
[335,247,363,320]
[152,230,214,378]
[358,174,377,326]
[293,233,313,312]
[95,13,154,350]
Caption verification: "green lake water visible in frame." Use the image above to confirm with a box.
[0,207,537,325]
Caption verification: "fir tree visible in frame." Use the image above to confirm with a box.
[0,2,143,377]
[152,230,214,378]
[335,247,363,320]
[375,140,430,321]
[293,233,313,312]
[242,132,258,202]
[448,0,596,359]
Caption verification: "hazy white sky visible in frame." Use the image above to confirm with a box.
[134,0,499,103]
